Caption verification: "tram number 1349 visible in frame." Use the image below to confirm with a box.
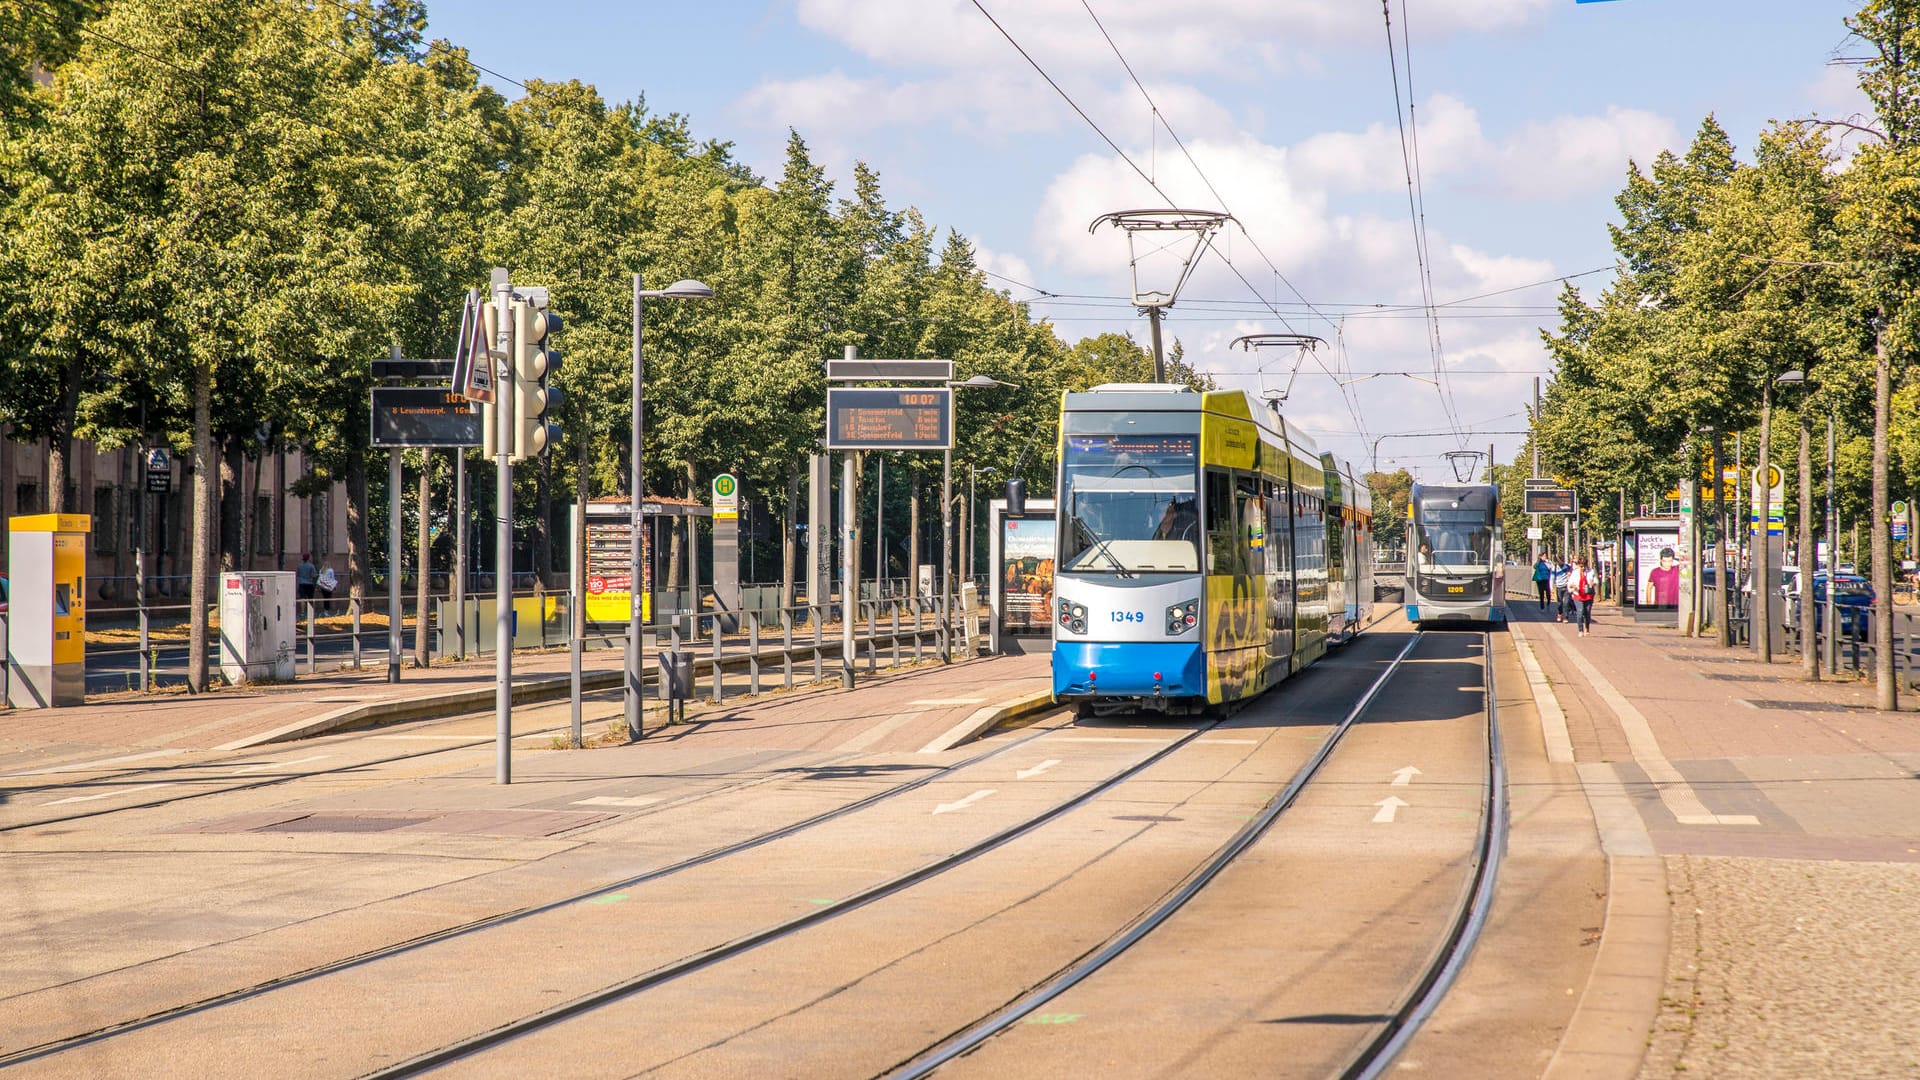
[1110,610,1146,623]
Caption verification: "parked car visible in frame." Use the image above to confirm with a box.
[1802,572,1875,636]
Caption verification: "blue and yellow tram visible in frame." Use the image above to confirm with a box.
[1051,384,1373,714]
[1404,482,1505,624]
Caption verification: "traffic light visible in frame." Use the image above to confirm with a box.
[510,297,564,462]
[480,300,501,458]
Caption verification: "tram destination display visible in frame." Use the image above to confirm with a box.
[826,387,952,450]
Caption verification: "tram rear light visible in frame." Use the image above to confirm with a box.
[1153,672,1162,681]
[1088,671,1096,682]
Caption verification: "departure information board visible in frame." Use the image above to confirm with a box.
[1524,488,1578,514]
[826,387,952,450]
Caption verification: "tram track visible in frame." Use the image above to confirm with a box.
[0,717,1070,1069]
[877,628,1505,1079]
[355,633,1435,1077]
[9,624,1483,1078]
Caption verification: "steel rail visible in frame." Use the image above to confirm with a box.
[885,631,1425,1078]
[363,717,1226,1078]
[0,720,1066,1068]
[1345,630,1509,1078]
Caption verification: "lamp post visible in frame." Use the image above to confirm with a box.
[1773,370,1818,678]
[1754,376,1778,662]
[943,375,1017,662]
[628,276,714,741]
[1826,412,1838,675]
[968,465,997,583]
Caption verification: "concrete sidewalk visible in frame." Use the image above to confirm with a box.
[1508,597,1920,1078]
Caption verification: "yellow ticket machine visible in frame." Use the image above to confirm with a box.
[6,513,91,708]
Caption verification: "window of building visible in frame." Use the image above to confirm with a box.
[313,490,332,556]
[93,485,117,554]
[254,495,274,554]
[16,481,40,516]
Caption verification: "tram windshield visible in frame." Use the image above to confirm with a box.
[1059,434,1200,573]
[1414,494,1495,569]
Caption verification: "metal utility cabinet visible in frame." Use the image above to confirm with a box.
[219,571,297,684]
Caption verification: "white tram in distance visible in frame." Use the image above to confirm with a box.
[1404,482,1506,625]
[1050,384,1373,715]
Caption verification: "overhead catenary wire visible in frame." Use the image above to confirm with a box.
[1381,0,1465,444]
[1053,0,1374,447]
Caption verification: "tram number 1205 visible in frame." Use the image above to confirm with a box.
[1110,610,1145,623]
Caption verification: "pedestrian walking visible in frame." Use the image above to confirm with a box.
[1551,557,1573,622]
[1531,555,1552,610]
[1572,556,1598,635]
[296,553,318,608]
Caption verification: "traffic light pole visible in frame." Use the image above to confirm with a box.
[388,449,403,683]
[492,267,514,784]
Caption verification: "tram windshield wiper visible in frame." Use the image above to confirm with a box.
[1070,513,1134,578]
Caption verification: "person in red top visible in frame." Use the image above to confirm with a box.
[1645,547,1681,606]
[1571,555,1598,636]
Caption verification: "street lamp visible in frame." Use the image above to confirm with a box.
[942,375,1018,662]
[968,465,997,582]
[1749,368,1804,663]
[628,276,713,741]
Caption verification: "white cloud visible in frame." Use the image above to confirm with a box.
[1482,106,1679,198]
[971,241,1039,296]
[794,0,1554,75]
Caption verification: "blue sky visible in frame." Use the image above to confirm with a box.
[425,1,1868,480]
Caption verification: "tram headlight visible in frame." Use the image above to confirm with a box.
[1058,598,1087,635]
[1165,600,1198,635]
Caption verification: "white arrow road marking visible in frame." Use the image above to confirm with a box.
[1390,765,1422,787]
[233,755,332,774]
[46,783,175,807]
[1016,759,1061,780]
[933,789,997,814]
[1372,796,1409,824]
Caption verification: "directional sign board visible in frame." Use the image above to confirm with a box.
[370,388,483,448]
[826,387,952,450]
[144,448,173,494]
[1523,487,1577,515]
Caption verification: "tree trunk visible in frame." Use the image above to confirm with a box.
[782,465,799,609]
[415,450,432,667]
[188,364,213,693]
[46,357,80,514]
[273,442,287,570]
[219,437,242,571]
[1873,318,1896,710]
[112,447,132,588]
[1798,414,1816,681]
[345,450,370,608]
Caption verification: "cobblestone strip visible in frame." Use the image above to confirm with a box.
[1639,855,1920,1079]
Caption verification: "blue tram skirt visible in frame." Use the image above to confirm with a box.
[1054,641,1207,700]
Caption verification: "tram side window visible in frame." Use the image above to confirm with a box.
[1238,475,1266,576]
[1205,469,1241,575]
